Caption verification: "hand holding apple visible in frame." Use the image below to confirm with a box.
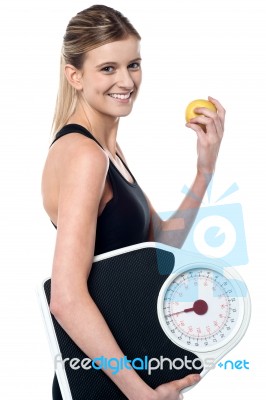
[185,96,225,175]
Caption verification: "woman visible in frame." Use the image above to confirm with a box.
[42,5,225,399]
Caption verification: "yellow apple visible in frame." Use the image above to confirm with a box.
[185,99,217,126]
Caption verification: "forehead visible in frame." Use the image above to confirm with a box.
[85,36,141,66]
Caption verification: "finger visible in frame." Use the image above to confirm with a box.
[208,96,226,115]
[189,114,222,138]
[174,374,201,391]
[179,393,184,400]
[208,96,226,130]
[192,97,225,135]
[189,115,215,131]
[193,106,217,119]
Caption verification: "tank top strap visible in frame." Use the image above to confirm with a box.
[50,124,104,149]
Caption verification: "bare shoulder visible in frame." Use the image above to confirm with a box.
[42,133,109,223]
[52,133,109,177]
[43,133,109,189]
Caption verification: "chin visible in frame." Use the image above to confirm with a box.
[119,109,133,117]
[109,107,134,118]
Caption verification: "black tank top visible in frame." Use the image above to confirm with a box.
[50,124,150,255]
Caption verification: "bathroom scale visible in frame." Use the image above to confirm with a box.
[37,242,251,399]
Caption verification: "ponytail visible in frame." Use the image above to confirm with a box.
[51,53,77,135]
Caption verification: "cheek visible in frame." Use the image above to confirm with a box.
[83,75,107,96]
[94,75,113,93]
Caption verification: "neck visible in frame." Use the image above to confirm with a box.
[68,101,120,157]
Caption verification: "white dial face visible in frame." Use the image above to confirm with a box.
[158,264,245,352]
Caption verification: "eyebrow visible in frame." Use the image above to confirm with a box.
[96,57,142,69]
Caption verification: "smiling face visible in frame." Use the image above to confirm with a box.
[76,36,142,119]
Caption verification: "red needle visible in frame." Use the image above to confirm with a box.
[184,299,208,315]
[168,299,208,317]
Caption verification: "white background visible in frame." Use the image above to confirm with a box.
[0,0,264,398]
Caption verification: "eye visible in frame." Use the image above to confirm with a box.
[128,62,141,70]
[101,66,115,73]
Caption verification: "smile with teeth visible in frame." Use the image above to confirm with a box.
[108,92,132,100]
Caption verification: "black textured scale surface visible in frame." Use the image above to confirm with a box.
[44,246,203,399]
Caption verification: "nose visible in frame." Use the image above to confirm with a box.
[117,68,134,90]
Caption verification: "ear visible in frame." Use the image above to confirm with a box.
[64,64,83,90]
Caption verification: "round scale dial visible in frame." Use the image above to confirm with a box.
[158,263,246,353]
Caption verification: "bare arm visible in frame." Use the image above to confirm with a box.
[147,96,226,248]
[49,135,198,400]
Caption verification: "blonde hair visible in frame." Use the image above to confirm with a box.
[51,5,141,136]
